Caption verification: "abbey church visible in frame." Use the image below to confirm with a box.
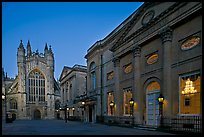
[2,40,61,120]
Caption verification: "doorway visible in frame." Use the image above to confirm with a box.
[34,109,41,120]
[146,81,160,127]
[89,106,92,122]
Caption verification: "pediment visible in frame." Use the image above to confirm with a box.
[124,2,176,39]
[110,2,177,52]
[59,66,72,81]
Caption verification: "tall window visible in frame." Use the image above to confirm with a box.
[90,62,96,90]
[9,99,17,109]
[180,72,200,114]
[28,70,45,103]
[107,92,114,116]
[69,84,72,101]
[123,89,132,115]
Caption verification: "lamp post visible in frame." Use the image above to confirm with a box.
[109,101,114,115]
[129,98,134,116]
[158,94,164,128]
[81,101,85,122]
[64,104,68,123]
[2,93,6,123]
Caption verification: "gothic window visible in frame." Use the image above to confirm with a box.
[123,88,132,115]
[179,72,200,114]
[90,62,96,90]
[28,70,45,103]
[9,99,17,109]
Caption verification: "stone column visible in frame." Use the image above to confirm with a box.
[112,57,122,116]
[159,26,173,118]
[132,44,143,125]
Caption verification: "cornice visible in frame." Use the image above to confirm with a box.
[110,2,185,52]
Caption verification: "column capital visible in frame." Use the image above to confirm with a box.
[112,57,120,67]
[159,26,173,43]
[132,44,141,58]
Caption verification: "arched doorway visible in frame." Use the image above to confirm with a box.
[34,109,41,120]
[146,81,160,127]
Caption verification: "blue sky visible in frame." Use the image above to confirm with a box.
[2,2,144,80]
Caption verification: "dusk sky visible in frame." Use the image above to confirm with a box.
[2,2,144,80]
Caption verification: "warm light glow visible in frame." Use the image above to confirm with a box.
[182,78,197,96]
[158,97,164,103]
[82,102,85,105]
[129,98,134,106]
[72,107,75,110]
[2,94,5,100]
[110,101,114,107]
[67,108,69,110]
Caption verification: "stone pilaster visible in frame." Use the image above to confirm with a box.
[159,26,173,118]
[132,44,143,124]
[112,57,121,116]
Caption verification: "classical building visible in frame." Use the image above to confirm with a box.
[58,64,87,121]
[84,1,202,130]
[2,40,61,120]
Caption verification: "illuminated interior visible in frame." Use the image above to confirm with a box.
[107,92,114,116]
[180,74,200,114]
[123,89,132,115]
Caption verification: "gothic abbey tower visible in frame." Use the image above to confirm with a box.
[2,40,60,120]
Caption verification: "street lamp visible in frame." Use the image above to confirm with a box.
[2,94,6,122]
[81,101,85,122]
[158,94,164,128]
[129,98,134,116]
[64,104,68,123]
[2,93,8,123]
[109,101,114,115]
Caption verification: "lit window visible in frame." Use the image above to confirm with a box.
[180,73,200,114]
[107,92,114,116]
[123,89,132,115]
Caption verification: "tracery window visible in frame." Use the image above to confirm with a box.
[28,70,45,103]
[9,99,17,109]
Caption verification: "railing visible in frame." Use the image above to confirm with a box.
[162,115,202,133]
[103,116,134,127]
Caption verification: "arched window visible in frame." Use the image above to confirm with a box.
[90,62,96,90]
[28,70,45,103]
[9,99,17,109]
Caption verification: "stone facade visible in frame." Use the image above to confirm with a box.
[2,40,61,120]
[84,2,202,127]
[59,65,87,121]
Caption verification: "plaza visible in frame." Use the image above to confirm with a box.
[2,120,175,135]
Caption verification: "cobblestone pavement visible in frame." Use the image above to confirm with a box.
[2,120,175,135]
